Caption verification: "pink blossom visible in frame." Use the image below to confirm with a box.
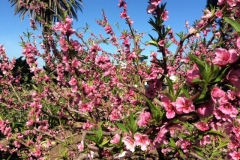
[195,121,210,131]
[71,40,80,50]
[82,121,93,130]
[77,141,84,152]
[137,112,152,127]
[72,58,82,68]
[186,67,201,85]
[168,124,182,137]
[212,48,230,66]
[59,37,68,52]
[78,102,93,112]
[158,40,165,47]
[154,126,168,145]
[134,133,151,151]
[227,68,240,89]
[202,9,212,20]
[26,119,34,127]
[69,77,77,86]
[218,103,238,116]
[110,134,121,144]
[215,10,223,18]
[161,95,176,119]
[212,48,239,66]
[196,101,214,117]
[118,0,127,9]
[211,87,229,104]
[147,4,156,14]
[200,135,211,146]
[150,0,162,7]
[120,9,128,18]
[122,136,136,152]
[109,109,122,121]
[176,138,191,153]
[237,36,240,50]
[69,77,78,92]
[227,90,236,100]
[227,0,237,7]
[13,140,21,148]
[189,27,196,34]
[105,25,113,34]
[233,126,240,137]
[228,49,239,64]
[172,97,195,114]
[214,109,229,121]
[228,140,239,150]
[161,10,169,21]
[215,32,220,37]
[217,0,225,5]
[53,17,75,36]
[229,151,240,160]
[90,44,101,53]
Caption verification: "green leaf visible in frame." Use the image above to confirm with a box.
[169,138,176,147]
[195,149,204,157]
[194,86,209,104]
[211,64,220,80]
[140,55,148,62]
[189,54,206,79]
[204,63,212,83]
[145,98,161,123]
[224,17,240,34]
[192,78,206,87]
[165,76,174,98]
[178,149,186,158]
[177,87,190,98]
[212,66,230,83]
[95,126,103,143]
[148,34,155,41]
[211,151,222,157]
[207,130,224,137]
[32,84,39,91]
[116,123,129,133]
[165,41,172,48]
[128,112,138,134]
[100,138,109,147]
[86,135,97,143]
[146,40,158,47]
[176,32,184,40]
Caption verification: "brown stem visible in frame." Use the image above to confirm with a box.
[189,91,201,101]
[34,128,65,143]
[10,83,23,104]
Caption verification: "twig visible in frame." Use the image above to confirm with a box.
[189,151,206,160]
[34,128,65,143]
[10,83,23,104]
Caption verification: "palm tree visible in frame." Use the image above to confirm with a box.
[8,0,83,26]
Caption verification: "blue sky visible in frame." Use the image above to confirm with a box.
[0,0,206,64]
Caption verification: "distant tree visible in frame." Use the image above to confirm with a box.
[8,0,84,26]
[12,56,34,85]
[0,56,34,86]
[9,0,84,70]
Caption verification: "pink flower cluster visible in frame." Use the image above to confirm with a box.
[212,48,239,66]
[161,95,195,119]
[122,133,150,152]
[147,0,162,14]
[53,17,75,36]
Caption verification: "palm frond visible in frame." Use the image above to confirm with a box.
[8,0,84,25]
